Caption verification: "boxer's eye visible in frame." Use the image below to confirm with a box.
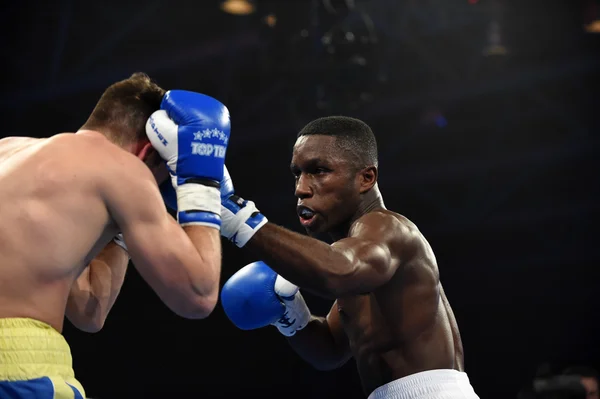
[311,167,331,176]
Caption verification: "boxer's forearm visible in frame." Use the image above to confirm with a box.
[89,242,129,317]
[66,242,128,332]
[246,223,353,299]
[286,316,351,370]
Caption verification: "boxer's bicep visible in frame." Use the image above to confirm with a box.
[101,159,217,319]
[330,213,403,294]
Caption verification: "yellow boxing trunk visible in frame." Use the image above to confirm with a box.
[0,318,85,399]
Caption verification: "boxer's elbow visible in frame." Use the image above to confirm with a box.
[310,359,344,371]
[172,288,218,320]
[65,293,106,333]
[75,318,105,333]
[299,350,349,371]
[66,308,106,333]
[188,293,218,319]
[171,255,220,319]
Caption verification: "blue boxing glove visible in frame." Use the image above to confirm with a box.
[220,166,268,247]
[221,261,311,336]
[146,90,230,229]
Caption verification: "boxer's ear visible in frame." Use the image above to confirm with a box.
[138,140,165,183]
[358,166,377,194]
[136,141,154,161]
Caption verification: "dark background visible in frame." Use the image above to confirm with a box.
[2,0,599,398]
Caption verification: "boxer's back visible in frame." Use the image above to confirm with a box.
[0,133,118,331]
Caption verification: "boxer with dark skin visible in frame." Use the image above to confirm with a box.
[236,117,466,397]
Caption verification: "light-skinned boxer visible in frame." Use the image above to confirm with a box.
[0,73,229,398]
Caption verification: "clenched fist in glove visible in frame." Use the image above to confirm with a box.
[146,90,230,229]
[221,261,311,336]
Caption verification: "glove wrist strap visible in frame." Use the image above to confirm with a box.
[274,291,311,337]
[233,209,268,248]
[221,195,268,247]
[176,183,221,229]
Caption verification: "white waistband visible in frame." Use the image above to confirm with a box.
[367,369,480,399]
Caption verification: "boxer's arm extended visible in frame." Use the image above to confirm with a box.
[103,157,221,319]
[66,241,129,333]
[247,212,403,299]
[286,301,352,370]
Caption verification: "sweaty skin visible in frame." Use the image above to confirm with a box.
[0,132,221,333]
[334,212,463,394]
[245,134,464,396]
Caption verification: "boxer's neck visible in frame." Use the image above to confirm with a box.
[76,129,105,139]
[329,184,385,241]
[76,129,141,154]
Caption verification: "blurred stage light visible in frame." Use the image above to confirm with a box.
[421,107,448,129]
[483,0,508,56]
[435,115,448,128]
[264,13,277,28]
[585,20,600,32]
[220,0,255,15]
[483,20,508,56]
[266,0,383,114]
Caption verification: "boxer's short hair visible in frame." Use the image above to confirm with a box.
[82,72,165,145]
[298,116,378,170]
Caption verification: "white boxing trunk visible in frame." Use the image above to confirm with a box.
[367,369,480,399]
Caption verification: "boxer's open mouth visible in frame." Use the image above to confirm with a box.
[297,205,316,226]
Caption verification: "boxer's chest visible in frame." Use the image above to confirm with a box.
[337,294,386,345]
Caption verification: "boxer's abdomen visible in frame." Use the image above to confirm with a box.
[338,283,463,396]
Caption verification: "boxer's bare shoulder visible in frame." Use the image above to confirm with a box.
[0,136,44,164]
[0,131,139,331]
[335,209,461,394]
[0,132,125,172]
[348,210,426,261]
